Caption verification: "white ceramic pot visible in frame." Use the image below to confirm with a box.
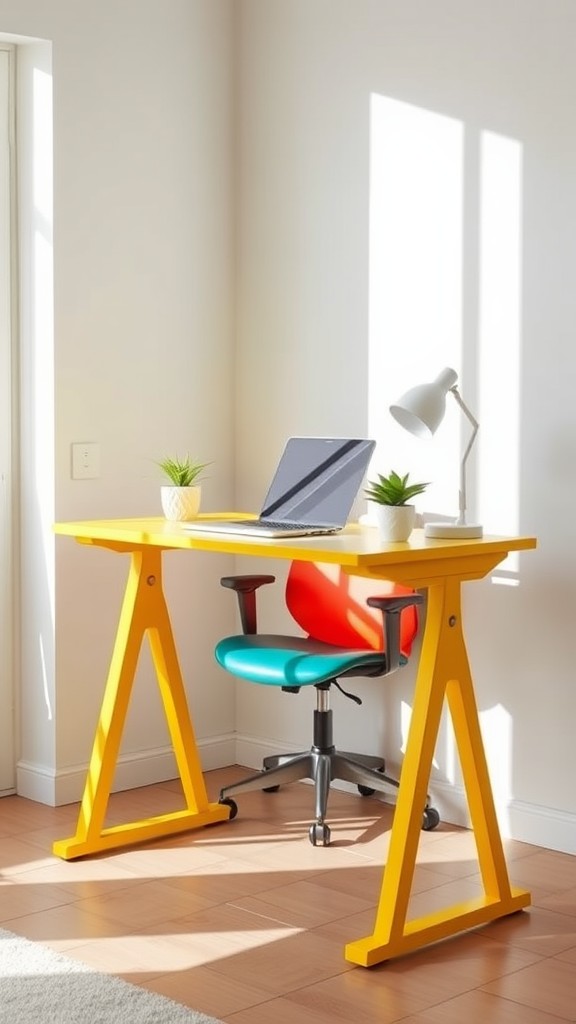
[160,485,201,522]
[374,503,415,543]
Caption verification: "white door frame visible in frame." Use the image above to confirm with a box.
[0,43,17,795]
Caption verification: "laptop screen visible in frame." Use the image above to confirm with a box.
[260,437,375,527]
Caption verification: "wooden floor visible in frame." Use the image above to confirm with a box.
[1,766,576,1023]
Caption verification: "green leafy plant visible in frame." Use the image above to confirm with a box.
[365,469,429,506]
[157,455,209,487]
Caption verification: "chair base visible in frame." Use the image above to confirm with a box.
[218,687,441,844]
[218,744,442,845]
[218,704,402,846]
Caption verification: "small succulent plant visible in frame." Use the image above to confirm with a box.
[157,455,209,487]
[365,469,429,506]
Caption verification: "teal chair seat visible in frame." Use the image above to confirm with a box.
[216,634,407,687]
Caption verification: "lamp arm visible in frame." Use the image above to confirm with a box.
[449,386,479,526]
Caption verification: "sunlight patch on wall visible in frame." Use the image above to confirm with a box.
[32,66,55,609]
[480,702,513,835]
[478,129,522,573]
[444,700,513,834]
[368,94,463,517]
[368,97,523,549]
[400,699,439,769]
[33,68,52,220]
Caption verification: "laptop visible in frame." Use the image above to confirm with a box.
[180,436,376,539]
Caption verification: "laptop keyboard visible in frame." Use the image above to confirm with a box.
[258,521,334,532]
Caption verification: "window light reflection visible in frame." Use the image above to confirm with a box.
[369,94,524,828]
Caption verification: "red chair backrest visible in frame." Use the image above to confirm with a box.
[286,561,419,657]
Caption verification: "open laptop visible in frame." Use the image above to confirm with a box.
[180,436,376,538]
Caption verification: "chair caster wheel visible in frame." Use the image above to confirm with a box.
[309,822,331,847]
[262,767,280,792]
[356,765,383,794]
[219,797,238,820]
[422,805,440,831]
[354,765,381,794]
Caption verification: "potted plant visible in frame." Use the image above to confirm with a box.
[365,470,429,542]
[157,455,209,522]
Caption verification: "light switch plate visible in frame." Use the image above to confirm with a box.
[71,442,100,479]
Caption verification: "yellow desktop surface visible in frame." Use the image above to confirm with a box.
[54,515,535,582]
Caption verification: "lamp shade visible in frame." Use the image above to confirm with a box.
[390,367,458,437]
[389,366,483,539]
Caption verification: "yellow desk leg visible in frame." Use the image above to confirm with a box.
[53,547,230,860]
[345,577,530,966]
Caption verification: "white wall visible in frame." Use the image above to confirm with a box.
[0,0,238,802]
[235,0,576,853]
[2,0,574,854]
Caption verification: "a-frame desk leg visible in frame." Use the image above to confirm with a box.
[345,576,530,966]
[53,546,230,860]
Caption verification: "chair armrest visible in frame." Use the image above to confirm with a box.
[220,574,276,634]
[366,593,424,674]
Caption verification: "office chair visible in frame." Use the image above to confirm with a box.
[215,560,440,845]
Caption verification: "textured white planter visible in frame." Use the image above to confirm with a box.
[374,503,415,542]
[160,485,201,522]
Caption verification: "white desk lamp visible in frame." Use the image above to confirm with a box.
[389,367,483,539]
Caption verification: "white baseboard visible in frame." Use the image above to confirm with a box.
[419,779,576,855]
[235,734,298,770]
[506,798,576,855]
[16,734,237,807]
[16,761,56,806]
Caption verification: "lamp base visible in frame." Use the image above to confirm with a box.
[424,522,483,539]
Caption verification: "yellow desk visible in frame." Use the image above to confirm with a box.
[53,516,536,966]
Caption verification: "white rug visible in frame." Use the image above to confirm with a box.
[0,928,223,1024]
